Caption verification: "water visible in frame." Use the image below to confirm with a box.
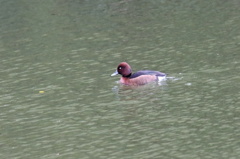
[0,0,240,158]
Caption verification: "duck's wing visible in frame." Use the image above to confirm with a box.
[130,70,166,78]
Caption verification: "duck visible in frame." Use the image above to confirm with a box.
[111,62,166,85]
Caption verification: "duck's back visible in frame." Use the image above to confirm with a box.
[130,70,166,79]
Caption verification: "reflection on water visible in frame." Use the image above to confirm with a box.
[0,0,240,158]
[112,81,167,100]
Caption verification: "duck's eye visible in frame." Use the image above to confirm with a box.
[118,67,122,70]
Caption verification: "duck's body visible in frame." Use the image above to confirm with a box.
[111,62,166,86]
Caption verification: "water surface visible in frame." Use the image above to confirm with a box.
[0,0,240,158]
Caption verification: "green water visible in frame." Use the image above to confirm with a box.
[0,0,240,158]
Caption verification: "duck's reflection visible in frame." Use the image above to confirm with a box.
[112,80,168,101]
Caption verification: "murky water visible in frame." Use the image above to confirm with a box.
[0,0,240,158]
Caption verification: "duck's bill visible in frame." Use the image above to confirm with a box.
[111,70,118,76]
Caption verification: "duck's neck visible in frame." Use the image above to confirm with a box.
[123,73,132,78]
